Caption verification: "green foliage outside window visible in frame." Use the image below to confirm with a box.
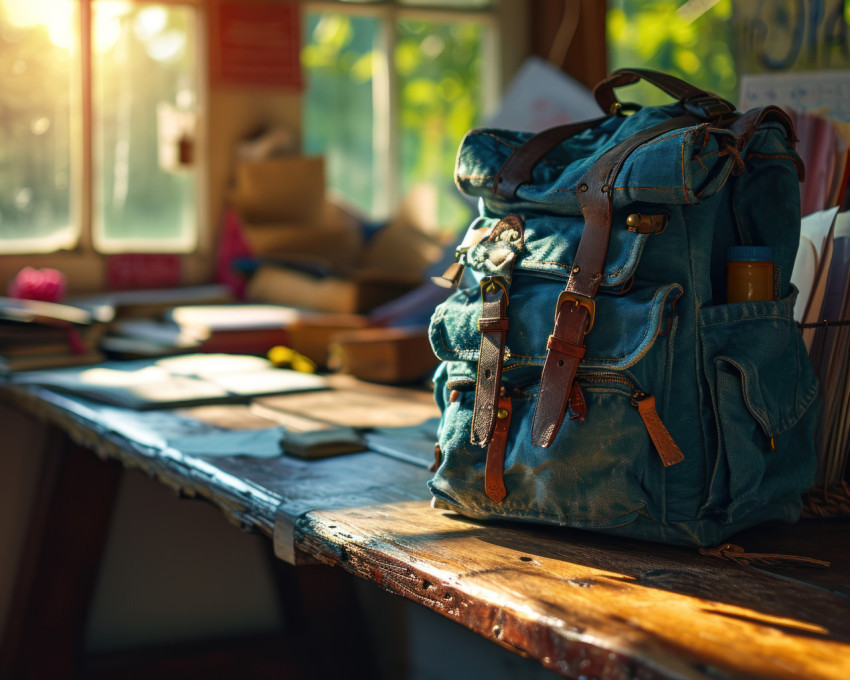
[303,13,482,232]
[607,0,737,106]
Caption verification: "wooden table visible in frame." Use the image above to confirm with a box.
[1,379,848,680]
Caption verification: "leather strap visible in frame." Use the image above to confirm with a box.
[471,279,508,446]
[484,394,512,502]
[495,69,740,202]
[728,105,805,180]
[634,394,684,467]
[531,115,700,448]
[594,68,735,118]
[493,116,609,200]
[470,216,525,446]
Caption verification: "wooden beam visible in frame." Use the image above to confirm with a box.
[0,430,123,678]
[530,0,608,90]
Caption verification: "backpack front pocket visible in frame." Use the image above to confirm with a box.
[697,291,819,523]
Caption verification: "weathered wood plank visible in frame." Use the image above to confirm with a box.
[296,501,850,680]
[0,429,123,678]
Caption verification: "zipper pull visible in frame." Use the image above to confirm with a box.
[631,392,684,467]
[568,381,587,421]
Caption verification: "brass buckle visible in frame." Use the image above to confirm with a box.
[480,276,509,305]
[556,291,595,333]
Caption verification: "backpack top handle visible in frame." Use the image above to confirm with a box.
[493,69,737,200]
[593,67,736,119]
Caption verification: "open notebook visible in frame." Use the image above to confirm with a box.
[9,353,328,410]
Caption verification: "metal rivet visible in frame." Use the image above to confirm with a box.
[601,184,610,193]
[579,183,588,192]
[571,265,580,274]
[626,214,641,228]
[496,408,510,420]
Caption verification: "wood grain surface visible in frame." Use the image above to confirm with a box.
[3,381,849,680]
[298,501,850,680]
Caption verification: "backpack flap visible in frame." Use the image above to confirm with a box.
[456,107,740,215]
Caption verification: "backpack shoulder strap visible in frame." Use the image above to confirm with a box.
[530,114,699,447]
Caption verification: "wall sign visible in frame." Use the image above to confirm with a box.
[210,1,303,90]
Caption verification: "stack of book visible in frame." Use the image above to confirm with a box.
[0,297,113,373]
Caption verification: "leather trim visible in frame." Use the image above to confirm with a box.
[484,394,511,503]
[531,116,700,448]
[470,215,525,447]
[471,283,508,446]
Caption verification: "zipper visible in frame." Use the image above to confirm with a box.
[576,372,684,467]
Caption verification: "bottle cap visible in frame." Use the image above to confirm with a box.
[726,245,773,262]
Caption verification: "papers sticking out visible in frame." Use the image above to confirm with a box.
[792,236,817,322]
[485,57,602,133]
[795,206,839,330]
[794,208,850,487]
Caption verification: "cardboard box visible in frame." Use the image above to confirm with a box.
[245,263,420,314]
[230,156,326,224]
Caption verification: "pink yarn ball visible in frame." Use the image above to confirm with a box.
[8,267,67,303]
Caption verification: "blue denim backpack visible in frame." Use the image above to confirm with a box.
[427,69,819,547]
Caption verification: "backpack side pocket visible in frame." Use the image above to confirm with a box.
[697,290,819,525]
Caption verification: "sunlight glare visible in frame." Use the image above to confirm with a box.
[4,0,74,50]
[133,6,167,41]
[94,12,123,53]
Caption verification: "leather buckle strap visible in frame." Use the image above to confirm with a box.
[555,291,595,333]
[484,394,512,502]
[531,295,590,448]
[683,95,735,119]
[530,115,701,448]
[547,334,586,359]
[471,277,510,446]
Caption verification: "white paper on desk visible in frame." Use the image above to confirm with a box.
[486,57,602,133]
[165,427,286,458]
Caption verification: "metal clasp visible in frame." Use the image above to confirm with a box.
[556,291,595,334]
[480,276,509,305]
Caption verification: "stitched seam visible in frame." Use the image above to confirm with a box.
[746,153,796,162]
[478,132,518,150]
[642,129,689,146]
[682,132,694,205]
[552,185,690,194]
[523,257,626,280]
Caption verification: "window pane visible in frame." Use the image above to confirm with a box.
[302,13,377,217]
[607,0,736,106]
[397,18,483,232]
[93,2,198,252]
[0,0,77,253]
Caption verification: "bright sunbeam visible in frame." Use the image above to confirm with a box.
[4,0,75,50]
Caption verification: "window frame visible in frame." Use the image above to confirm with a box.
[0,0,206,269]
[301,0,526,220]
[1,0,531,294]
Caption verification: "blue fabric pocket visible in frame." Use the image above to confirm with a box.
[696,291,818,523]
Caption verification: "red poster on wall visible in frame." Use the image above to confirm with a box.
[210,1,303,91]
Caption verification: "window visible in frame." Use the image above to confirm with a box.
[0,0,201,255]
[608,1,850,108]
[302,0,499,234]
[607,0,736,106]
